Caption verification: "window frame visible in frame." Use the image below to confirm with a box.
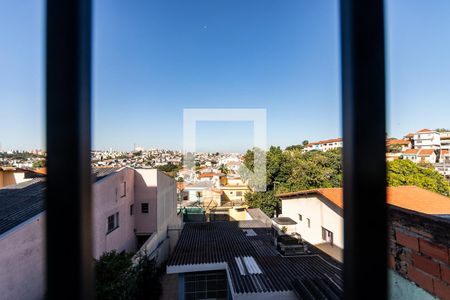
[45,0,388,298]
[141,203,149,214]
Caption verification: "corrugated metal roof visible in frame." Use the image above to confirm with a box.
[0,178,46,235]
[167,221,342,295]
[0,168,122,235]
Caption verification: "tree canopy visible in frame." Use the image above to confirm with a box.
[387,159,450,196]
[241,146,450,214]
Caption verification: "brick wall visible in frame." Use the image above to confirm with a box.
[389,206,450,300]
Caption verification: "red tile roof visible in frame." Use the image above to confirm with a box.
[306,138,342,147]
[418,149,434,157]
[277,187,450,215]
[198,172,224,178]
[403,149,420,155]
[387,139,410,146]
[417,129,433,133]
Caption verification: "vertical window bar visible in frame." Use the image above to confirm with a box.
[46,0,93,299]
[341,0,387,299]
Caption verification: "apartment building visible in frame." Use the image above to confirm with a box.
[413,129,441,149]
[303,138,343,152]
[0,167,180,300]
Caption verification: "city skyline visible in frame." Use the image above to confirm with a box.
[1,0,450,152]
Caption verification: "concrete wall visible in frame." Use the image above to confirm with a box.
[0,213,45,300]
[92,168,136,258]
[0,167,180,299]
[0,171,31,188]
[281,195,344,249]
[134,169,158,235]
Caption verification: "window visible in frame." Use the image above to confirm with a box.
[107,212,119,233]
[307,218,310,228]
[141,203,149,213]
[298,214,302,221]
[130,204,133,216]
[322,227,334,246]
[120,181,126,197]
[236,191,242,196]
[184,270,228,299]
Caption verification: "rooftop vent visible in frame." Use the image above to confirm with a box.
[242,229,257,236]
[235,256,262,275]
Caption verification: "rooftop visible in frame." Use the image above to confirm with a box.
[0,167,123,235]
[167,221,342,297]
[273,217,297,225]
[277,186,450,216]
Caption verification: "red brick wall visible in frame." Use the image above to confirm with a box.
[389,207,450,300]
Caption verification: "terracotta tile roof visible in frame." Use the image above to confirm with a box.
[402,149,420,155]
[442,150,449,155]
[198,172,224,178]
[387,139,410,146]
[417,128,433,133]
[306,138,342,147]
[405,133,414,138]
[278,187,450,215]
[418,149,434,157]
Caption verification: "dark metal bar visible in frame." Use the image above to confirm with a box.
[340,0,387,299]
[46,0,93,299]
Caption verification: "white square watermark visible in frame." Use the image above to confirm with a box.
[183,108,267,191]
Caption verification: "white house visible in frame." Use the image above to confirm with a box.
[277,186,450,262]
[413,129,440,149]
[401,148,436,164]
[303,138,343,152]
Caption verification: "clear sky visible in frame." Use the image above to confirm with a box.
[1,0,449,152]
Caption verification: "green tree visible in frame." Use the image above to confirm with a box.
[94,250,162,300]
[218,164,229,174]
[32,160,46,168]
[285,144,304,151]
[387,159,450,196]
[244,191,280,217]
[387,143,402,153]
[94,250,134,300]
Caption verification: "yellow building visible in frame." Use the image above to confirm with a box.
[221,185,250,205]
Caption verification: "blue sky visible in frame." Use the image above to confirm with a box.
[0,0,449,152]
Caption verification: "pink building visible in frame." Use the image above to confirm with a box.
[0,167,180,300]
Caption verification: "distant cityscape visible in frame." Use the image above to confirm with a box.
[1,127,450,299]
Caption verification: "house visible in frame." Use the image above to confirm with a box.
[417,148,437,164]
[303,138,343,152]
[0,167,180,300]
[167,221,343,300]
[387,139,411,152]
[386,152,402,162]
[402,148,437,164]
[401,149,421,163]
[277,186,450,262]
[0,167,44,188]
[413,129,441,149]
[221,184,250,205]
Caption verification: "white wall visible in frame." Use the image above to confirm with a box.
[281,195,344,249]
